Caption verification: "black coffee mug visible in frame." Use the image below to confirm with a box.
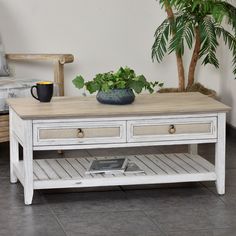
[31,82,54,102]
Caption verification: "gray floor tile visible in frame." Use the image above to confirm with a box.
[0,178,49,211]
[167,228,236,236]
[0,213,65,236]
[57,211,164,236]
[0,164,9,178]
[167,230,212,236]
[124,186,224,211]
[145,207,213,232]
[146,204,236,233]
[44,190,138,215]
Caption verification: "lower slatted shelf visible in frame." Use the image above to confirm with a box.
[14,153,216,189]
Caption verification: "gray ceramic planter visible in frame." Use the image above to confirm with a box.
[96,89,135,105]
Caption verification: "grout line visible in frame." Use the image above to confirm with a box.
[142,210,168,236]
[42,195,69,236]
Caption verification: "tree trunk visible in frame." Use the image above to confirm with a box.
[164,0,185,91]
[187,26,201,89]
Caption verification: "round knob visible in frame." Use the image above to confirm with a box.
[77,128,84,138]
[168,125,176,134]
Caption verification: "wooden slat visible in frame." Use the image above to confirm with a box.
[177,153,208,173]
[33,173,38,180]
[35,160,59,180]
[0,131,9,137]
[66,158,92,179]
[29,154,215,185]
[0,115,9,122]
[0,127,9,132]
[0,136,9,143]
[185,153,215,172]
[151,154,178,175]
[6,54,74,64]
[0,121,9,127]
[167,154,199,174]
[57,159,82,179]
[142,155,168,175]
[46,159,71,179]
[128,155,155,175]
[33,161,49,180]
[158,154,188,174]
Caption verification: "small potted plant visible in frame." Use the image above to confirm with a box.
[73,67,163,105]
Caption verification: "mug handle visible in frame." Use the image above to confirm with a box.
[30,85,39,100]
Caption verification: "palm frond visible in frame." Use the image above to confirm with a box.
[215,25,236,74]
[213,1,236,32]
[168,14,195,55]
[152,18,171,63]
[199,16,219,68]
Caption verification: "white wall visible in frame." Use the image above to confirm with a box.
[0,0,235,125]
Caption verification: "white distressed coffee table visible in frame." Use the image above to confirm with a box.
[7,93,230,205]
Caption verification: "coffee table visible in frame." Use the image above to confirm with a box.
[7,93,230,205]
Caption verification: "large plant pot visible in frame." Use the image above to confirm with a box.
[96,89,135,105]
[159,83,216,99]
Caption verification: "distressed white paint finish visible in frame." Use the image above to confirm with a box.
[188,144,198,155]
[14,153,216,190]
[215,113,226,195]
[33,113,219,124]
[33,121,126,146]
[13,163,24,186]
[9,107,227,204]
[32,138,217,151]
[23,120,34,205]
[9,108,19,183]
[10,108,24,143]
[127,117,217,143]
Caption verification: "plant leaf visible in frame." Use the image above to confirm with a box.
[152,18,171,63]
[72,76,84,89]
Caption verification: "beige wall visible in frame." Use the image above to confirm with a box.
[0,0,235,125]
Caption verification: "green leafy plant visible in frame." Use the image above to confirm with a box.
[73,67,163,94]
[152,0,236,91]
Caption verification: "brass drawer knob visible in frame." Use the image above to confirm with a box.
[77,128,84,138]
[168,125,176,134]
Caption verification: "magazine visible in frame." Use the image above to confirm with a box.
[125,162,145,174]
[86,158,128,174]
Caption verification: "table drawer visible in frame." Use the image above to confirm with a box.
[33,121,126,146]
[127,117,217,142]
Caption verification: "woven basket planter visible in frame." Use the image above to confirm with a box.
[0,114,9,143]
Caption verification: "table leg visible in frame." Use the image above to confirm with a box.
[9,109,19,183]
[188,144,198,155]
[10,133,19,183]
[23,120,34,205]
[215,113,226,195]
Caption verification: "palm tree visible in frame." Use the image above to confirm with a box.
[152,0,236,91]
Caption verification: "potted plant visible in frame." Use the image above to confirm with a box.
[73,67,163,105]
[152,0,236,95]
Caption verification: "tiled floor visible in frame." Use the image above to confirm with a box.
[0,136,236,236]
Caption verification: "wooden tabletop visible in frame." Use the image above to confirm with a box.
[7,92,231,120]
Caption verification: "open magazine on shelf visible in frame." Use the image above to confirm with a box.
[86,158,144,175]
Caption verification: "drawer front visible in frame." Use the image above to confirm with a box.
[33,121,126,146]
[127,117,217,142]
